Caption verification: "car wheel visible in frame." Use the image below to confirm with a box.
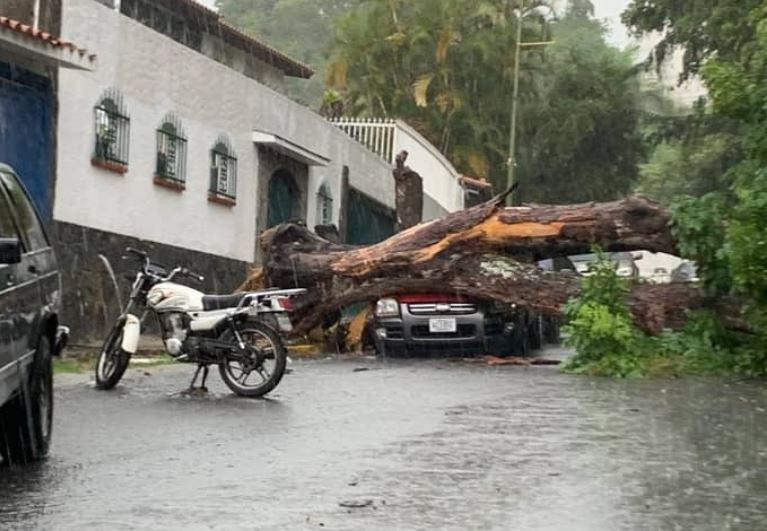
[0,335,53,466]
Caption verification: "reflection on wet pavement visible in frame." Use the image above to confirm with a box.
[1,356,765,530]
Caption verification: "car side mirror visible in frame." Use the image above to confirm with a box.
[632,252,644,261]
[0,238,22,264]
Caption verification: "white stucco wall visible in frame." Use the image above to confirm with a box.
[393,121,465,215]
[56,0,393,262]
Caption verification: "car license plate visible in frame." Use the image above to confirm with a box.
[429,318,457,333]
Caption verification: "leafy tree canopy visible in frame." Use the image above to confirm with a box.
[216,0,351,103]
[626,0,767,372]
[622,0,764,81]
[329,0,644,203]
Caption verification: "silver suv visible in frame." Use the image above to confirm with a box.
[372,294,541,357]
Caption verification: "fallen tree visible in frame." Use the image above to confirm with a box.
[242,185,730,336]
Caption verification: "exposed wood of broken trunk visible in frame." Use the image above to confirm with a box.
[243,191,715,335]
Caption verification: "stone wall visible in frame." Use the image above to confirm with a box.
[51,220,249,343]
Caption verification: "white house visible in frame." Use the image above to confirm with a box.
[331,118,485,218]
[52,0,466,339]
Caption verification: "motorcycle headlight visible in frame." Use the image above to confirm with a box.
[375,298,400,318]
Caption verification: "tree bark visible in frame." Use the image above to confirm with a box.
[244,190,701,335]
[393,150,424,232]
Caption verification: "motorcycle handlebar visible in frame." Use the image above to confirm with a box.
[123,247,148,261]
[180,268,205,283]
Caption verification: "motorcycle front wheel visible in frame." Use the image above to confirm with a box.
[95,321,132,390]
[218,321,287,398]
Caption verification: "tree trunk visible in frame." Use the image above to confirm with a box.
[393,150,424,232]
[245,190,700,335]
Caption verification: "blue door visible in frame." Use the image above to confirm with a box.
[0,62,52,221]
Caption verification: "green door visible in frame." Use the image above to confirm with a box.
[346,188,396,244]
[267,169,299,228]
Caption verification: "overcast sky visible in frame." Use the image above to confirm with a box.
[593,0,632,47]
[196,0,634,48]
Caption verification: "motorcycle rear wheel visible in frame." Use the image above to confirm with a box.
[95,321,132,390]
[218,321,287,398]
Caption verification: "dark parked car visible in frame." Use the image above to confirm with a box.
[0,164,67,465]
[372,294,542,357]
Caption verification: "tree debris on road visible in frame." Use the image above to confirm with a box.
[242,164,735,342]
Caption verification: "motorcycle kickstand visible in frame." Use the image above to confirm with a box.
[187,364,210,393]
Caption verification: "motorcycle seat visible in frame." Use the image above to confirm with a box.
[202,293,252,311]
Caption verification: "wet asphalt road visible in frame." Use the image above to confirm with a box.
[1,352,766,531]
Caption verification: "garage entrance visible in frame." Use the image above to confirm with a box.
[346,187,396,245]
[0,62,53,220]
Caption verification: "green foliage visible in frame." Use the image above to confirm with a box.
[563,252,647,377]
[329,0,644,202]
[726,169,767,307]
[216,0,352,104]
[624,1,767,378]
[563,255,765,378]
[638,132,742,202]
[517,7,645,203]
[622,0,763,81]
[650,313,732,376]
[670,194,732,296]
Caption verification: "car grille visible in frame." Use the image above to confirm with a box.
[385,325,404,339]
[408,303,477,315]
[411,324,476,339]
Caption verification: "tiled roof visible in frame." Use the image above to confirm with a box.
[178,0,313,79]
[0,16,96,63]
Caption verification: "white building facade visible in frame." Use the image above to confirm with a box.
[52,0,466,339]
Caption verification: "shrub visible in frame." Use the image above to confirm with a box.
[563,251,647,377]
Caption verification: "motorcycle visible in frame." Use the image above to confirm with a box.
[95,248,305,397]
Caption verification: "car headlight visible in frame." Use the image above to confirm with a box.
[375,298,400,317]
[617,267,633,277]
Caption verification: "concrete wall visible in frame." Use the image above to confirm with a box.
[51,220,248,341]
[199,33,286,92]
[56,0,393,264]
[423,193,448,221]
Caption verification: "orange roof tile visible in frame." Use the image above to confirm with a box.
[0,16,96,63]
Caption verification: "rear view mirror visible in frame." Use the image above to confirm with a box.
[632,252,644,261]
[0,238,22,264]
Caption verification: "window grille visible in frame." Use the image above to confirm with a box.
[156,114,187,184]
[210,136,237,200]
[317,183,333,225]
[93,89,130,167]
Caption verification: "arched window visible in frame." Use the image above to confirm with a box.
[93,89,130,170]
[156,113,187,184]
[210,135,237,200]
[317,182,333,225]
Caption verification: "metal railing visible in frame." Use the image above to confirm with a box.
[93,104,130,166]
[156,128,187,184]
[329,117,397,163]
[210,149,238,200]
